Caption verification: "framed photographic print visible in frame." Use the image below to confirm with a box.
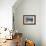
[23,15,36,25]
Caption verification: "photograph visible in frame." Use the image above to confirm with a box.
[23,15,36,25]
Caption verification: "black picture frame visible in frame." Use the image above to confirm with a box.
[23,15,36,25]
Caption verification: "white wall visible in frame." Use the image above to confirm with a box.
[41,0,46,46]
[13,0,41,46]
[0,0,16,39]
[13,0,46,46]
[0,0,16,29]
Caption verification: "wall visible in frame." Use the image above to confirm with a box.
[0,0,16,29]
[13,0,41,46]
[41,0,46,46]
[0,0,16,39]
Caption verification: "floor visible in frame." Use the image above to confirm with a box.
[0,39,16,46]
[0,38,24,46]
